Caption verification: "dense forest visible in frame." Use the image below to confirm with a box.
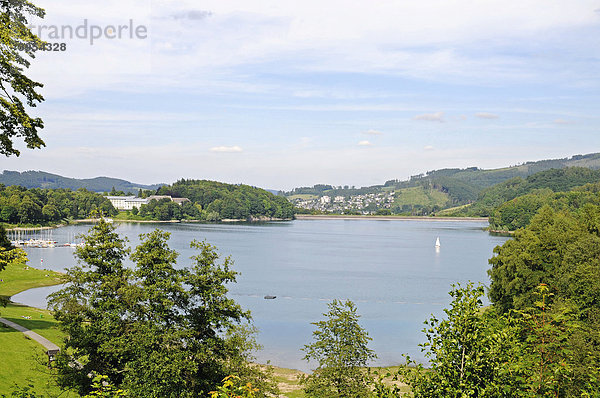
[452,167,600,218]
[0,184,117,224]
[156,179,295,221]
[488,182,600,231]
[136,197,201,221]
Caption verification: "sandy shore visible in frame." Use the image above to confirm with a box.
[295,214,488,222]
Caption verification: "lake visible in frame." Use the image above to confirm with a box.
[12,219,509,371]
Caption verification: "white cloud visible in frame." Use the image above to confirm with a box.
[424,145,435,151]
[414,112,444,122]
[170,10,213,21]
[475,112,499,119]
[554,118,575,125]
[358,140,372,146]
[362,129,383,136]
[210,145,243,153]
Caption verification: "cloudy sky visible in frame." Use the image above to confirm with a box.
[3,0,600,190]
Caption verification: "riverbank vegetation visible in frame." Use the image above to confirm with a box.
[0,185,117,225]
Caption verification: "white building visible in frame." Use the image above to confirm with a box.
[106,195,190,211]
[105,196,148,210]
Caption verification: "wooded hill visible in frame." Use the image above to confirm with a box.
[0,170,163,193]
[157,179,295,221]
[449,167,600,218]
[284,153,600,215]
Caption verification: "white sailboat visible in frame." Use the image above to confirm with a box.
[435,237,441,248]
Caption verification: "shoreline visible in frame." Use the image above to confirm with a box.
[4,215,488,232]
[295,214,489,222]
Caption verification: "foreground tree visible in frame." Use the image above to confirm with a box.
[394,283,600,398]
[489,204,600,394]
[398,283,519,398]
[49,221,275,397]
[301,299,376,398]
[0,0,46,156]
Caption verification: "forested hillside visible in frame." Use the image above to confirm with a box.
[157,179,294,220]
[0,185,117,224]
[452,167,600,218]
[0,170,162,193]
[487,180,600,231]
[286,153,600,215]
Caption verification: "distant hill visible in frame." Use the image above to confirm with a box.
[285,152,600,215]
[451,167,600,218]
[0,170,163,193]
[486,176,600,231]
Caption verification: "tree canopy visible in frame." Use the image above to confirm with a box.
[0,184,117,224]
[0,0,46,156]
[157,179,294,221]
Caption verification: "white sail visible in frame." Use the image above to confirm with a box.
[435,237,441,247]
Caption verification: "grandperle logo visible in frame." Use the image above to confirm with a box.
[29,19,148,45]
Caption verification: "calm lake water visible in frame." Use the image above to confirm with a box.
[12,219,509,371]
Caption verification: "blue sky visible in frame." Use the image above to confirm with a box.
[3,0,600,190]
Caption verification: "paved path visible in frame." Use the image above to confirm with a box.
[0,316,60,352]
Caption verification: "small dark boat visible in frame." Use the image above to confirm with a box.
[264,295,277,300]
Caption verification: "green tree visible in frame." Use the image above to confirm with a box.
[17,195,41,222]
[0,0,46,156]
[301,299,376,398]
[510,285,580,397]
[398,283,520,398]
[48,220,132,393]
[49,222,275,397]
[489,205,600,315]
[41,203,59,220]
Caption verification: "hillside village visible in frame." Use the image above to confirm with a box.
[292,191,395,213]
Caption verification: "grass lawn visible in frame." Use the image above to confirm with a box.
[0,260,70,396]
[0,321,64,395]
[436,203,473,215]
[0,304,73,396]
[393,186,449,209]
[0,261,63,301]
[113,212,150,221]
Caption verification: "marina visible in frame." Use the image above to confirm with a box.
[7,228,83,248]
